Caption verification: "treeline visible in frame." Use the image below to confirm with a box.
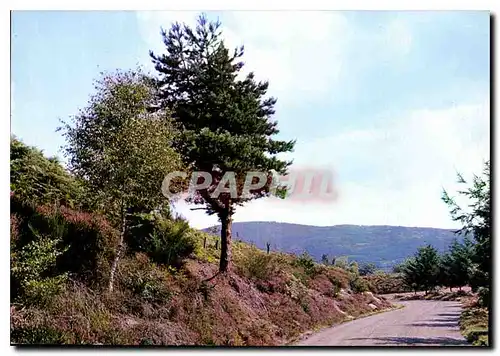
[399,161,490,307]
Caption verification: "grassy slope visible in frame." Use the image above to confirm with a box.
[459,296,489,346]
[11,231,394,346]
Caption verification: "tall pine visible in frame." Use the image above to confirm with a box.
[150,15,295,273]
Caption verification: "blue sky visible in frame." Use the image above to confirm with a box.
[11,11,490,229]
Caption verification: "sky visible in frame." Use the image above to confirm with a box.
[11,11,490,229]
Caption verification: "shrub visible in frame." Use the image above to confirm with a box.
[10,196,117,287]
[350,277,370,293]
[119,254,172,304]
[10,136,83,208]
[11,326,64,345]
[293,252,316,276]
[127,214,197,267]
[236,247,275,281]
[11,230,68,306]
[477,287,490,308]
[331,279,342,297]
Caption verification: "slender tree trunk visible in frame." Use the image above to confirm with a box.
[219,210,232,273]
[108,210,127,293]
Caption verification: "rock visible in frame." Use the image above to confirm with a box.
[333,302,347,315]
[368,303,378,310]
[365,291,381,304]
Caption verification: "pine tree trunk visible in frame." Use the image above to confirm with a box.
[219,211,232,273]
[108,211,126,293]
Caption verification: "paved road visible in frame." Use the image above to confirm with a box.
[296,300,468,346]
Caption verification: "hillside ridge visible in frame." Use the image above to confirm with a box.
[203,221,460,270]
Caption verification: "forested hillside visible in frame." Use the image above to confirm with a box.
[205,222,459,270]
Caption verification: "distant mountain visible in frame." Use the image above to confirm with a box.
[204,222,460,271]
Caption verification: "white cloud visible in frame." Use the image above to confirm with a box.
[174,99,490,229]
[135,11,413,103]
[136,12,488,229]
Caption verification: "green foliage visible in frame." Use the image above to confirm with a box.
[151,14,295,271]
[348,261,359,276]
[442,161,490,292]
[358,262,377,276]
[60,69,183,290]
[10,137,83,207]
[392,263,404,274]
[11,326,64,345]
[121,258,172,303]
[349,277,370,293]
[333,256,349,270]
[477,287,490,308]
[294,252,316,276]
[460,306,489,346]
[438,238,473,290]
[60,69,182,222]
[331,279,343,297]
[11,196,117,287]
[400,245,440,293]
[237,247,276,281]
[11,228,68,306]
[128,214,198,267]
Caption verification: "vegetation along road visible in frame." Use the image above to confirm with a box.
[296,300,468,346]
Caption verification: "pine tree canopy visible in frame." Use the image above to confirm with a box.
[150,14,295,216]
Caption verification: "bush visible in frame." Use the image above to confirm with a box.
[119,254,172,304]
[350,277,370,293]
[331,279,342,297]
[363,273,411,294]
[127,214,197,267]
[293,252,316,276]
[236,248,275,281]
[10,136,83,208]
[11,231,68,306]
[11,326,64,345]
[11,196,117,287]
[477,287,490,308]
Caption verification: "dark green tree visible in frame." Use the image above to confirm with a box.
[442,161,490,295]
[151,15,295,273]
[400,257,420,294]
[359,262,377,276]
[401,245,440,294]
[438,252,455,291]
[449,237,474,289]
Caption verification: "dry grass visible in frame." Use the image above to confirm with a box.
[11,234,395,346]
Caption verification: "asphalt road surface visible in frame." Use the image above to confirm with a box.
[296,300,468,346]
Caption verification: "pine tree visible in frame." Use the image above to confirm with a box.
[442,161,490,294]
[150,14,295,273]
[402,245,440,294]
